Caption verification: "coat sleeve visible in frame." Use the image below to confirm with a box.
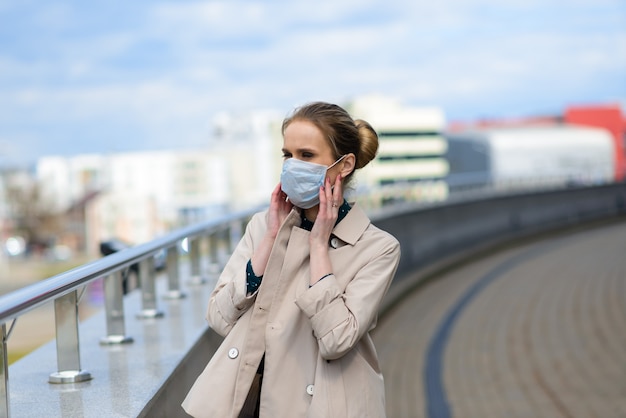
[205,212,265,337]
[294,232,401,360]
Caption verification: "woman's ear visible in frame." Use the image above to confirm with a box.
[340,153,356,178]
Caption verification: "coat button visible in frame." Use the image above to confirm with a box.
[330,237,339,248]
[228,348,239,359]
[306,384,314,396]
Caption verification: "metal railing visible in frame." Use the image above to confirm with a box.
[0,205,262,417]
[0,176,618,417]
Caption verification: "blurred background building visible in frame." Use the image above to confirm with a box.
[0,97,624,261]
[347,95,449,206]
[26,109,283,258]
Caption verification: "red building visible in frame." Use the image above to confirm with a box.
[448,104,626,183]
[563,105,626,181]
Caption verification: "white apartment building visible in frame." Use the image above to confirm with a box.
[346,95,449,207]
[33,98,446,256]
[212,109,284,208]
[36,109,282,256]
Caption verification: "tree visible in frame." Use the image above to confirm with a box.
[5,176,64,255]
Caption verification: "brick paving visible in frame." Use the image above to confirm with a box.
[373,220,626,418]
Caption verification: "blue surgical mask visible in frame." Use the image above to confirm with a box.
[280,156,346,209]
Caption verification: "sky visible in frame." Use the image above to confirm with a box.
[0,0,625,166]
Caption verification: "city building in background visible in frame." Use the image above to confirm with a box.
[445,125,615,191]
[564,104,626,182]
[346,95,448,207]
[14,97,448,258]
[445,102,626,192]
[1,97,624,260]
[32,109,282,257]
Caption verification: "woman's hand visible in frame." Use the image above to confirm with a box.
[310,174,342,250]
[267,183,293,238]
[251,183,293,279]
[308,175,342,286]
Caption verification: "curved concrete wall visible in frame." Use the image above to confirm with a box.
[373,183,626,313]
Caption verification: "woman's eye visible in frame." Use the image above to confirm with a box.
[302,152,313,158]
[282,152,291,159]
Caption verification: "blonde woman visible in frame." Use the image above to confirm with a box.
[183,102,401,418]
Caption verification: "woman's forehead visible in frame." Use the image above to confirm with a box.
[283,120,328,149]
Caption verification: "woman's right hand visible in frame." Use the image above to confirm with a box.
[251,184,292,280]
[267,183,293,238]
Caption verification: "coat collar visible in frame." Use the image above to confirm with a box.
[280,203,370,246]
[330,204,370,246]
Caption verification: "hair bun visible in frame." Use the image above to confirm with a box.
[354,119,379,169]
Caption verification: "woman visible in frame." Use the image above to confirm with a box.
[182,102,401,417]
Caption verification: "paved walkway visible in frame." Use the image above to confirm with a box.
[373,219,626,418]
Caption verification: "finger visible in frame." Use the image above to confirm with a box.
[275,183,289,201]
[332,175,342,206]
[319,182,327,208]
[272,183,282,198]
[270,187,278,205]
[325,177,334,205]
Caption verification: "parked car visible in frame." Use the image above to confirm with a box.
[99,239,166,294]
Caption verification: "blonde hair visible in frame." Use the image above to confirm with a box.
[282,102,378,184]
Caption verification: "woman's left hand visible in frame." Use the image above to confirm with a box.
[310,174,342,249]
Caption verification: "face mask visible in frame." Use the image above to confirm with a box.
[280,155,345,209]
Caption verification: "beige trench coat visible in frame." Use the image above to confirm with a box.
[182,205,400,418]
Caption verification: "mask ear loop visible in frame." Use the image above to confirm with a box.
[326,155,347,192]
[327,154,347,171]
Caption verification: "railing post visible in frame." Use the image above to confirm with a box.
[224,225,233,254]
[164,245,186,299]
[49,290,92,383]
[1,323,9,417]
[208,233,221,277]
[136,258,164,319]
[229,220,243,253]
[100,272,134,345]
[188,238,207,285]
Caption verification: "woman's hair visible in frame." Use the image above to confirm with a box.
[282,102,378,184]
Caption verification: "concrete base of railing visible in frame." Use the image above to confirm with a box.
[8,272,221,418]
[138,327,224,418]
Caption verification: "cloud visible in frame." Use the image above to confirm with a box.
[0,0,624,163]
